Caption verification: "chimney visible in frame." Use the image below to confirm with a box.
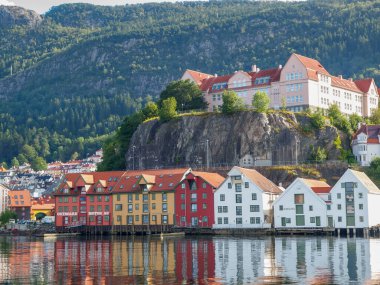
[257,68,260,72]
[279,64,283,69]
[338,75,343,79]
[279,182,282,188]
[252,65,257,72]
[214,74,218,77]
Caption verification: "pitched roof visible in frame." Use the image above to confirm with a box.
[293,53,330,81]
[301,178,331,194]
[185,69,213,85]
[355,78,373,93]
[32,203,55,211]
[192,171,225,188]
[353,124,380,142]
[235,167,282,194]
[331,76,362,93]
[348,169,380,194]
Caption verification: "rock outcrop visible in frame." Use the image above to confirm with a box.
[125,112,348,170]
[0,6,42,28]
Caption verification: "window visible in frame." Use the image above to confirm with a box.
[236,218,243,224]
[152,193,156,200]
[162,193,167,202]
[58,206,63,213]
[135,194,139,200]
[224,217,228,224]
[359,204,363,210]
[96,196,101,202]
[105,205,109,212]
[64,197,69,203]
[181,203,185,210]
[128,216,133,224]
[135,215,139,222]
[152,203,156,210]
[250,217,261,224]
[90,205,95,212]
[162,203,168,212]
[358,193,363,199]
[218,217,223,224]
[202,182,207,188]
[279,205,283,211]
[294,194,304,204]
[117,194,120,202]
[252,193,257,200]
[152,215,156,222]
[89,216,95,222]
[337,193,341,199]
[117,215,121,222]
[310,217,315,223]
[327,204,331,210]
[202,216,208,223]
[59,197,63,203]
[296,205,303,214]
[72,197,77,202]
[220,194,225,201]
[181,183,186,189]
[223,206,228,213]
[72,206,77,212]
[104,196,110,202]
[337,204,341,210]
[143,215,149,224]
[309,205,313,211]
[181,194,185,200]
[128,204,133,213]
[162,215,168,224]
[143,194,148,202]
[235,183,242,192]
[250,205,260,212]
[143,204,149,213]
[135,204,139,210]
[338,216,342,222]
[128,194,133,203]
[359,216,364,223]
[191,193,197,202]
[236,206,242,216]
[245,182,249,188]
[191,204,197,212]
[218,206,223,213]
[236,194,242,203]
[203,203,207,209]
[228,183,232,189]
[97,205,102,212]
[115,204,122,211]
[202,193,207,199]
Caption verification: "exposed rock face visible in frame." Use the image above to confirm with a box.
[0,6,42,28]
[126,112,348,170]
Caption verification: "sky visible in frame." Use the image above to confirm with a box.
[0,0,162,14]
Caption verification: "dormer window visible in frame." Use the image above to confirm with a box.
[159,183,163,187]
[96,187,102,192]
[169,183,173,187]
[108,177,113,182]
[63,189,69,194]
[132,184,136,188]
[120,184,124,189]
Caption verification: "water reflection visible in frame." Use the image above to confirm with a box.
[0,236,380,284]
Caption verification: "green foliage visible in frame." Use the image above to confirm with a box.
[252,91,270,113]
[35,212,46,221]
[159,97,177,122]
[327,104,352,134]
[349,113,363,132]
[1,1,379,166]
[310,110,326,129]
[370,157,380,172]
[11,157,19,168]
[142,102,159,118]
[308,146,328,163]
[30,156,48,171]
[370,108,380,124]
[222,90,246,114]
[281,97,287,111]
[159,80,206,111]
[0,210,17,226]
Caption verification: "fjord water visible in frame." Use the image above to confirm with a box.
[1,236,380,284]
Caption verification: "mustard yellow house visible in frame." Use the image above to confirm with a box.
[111,169,190,232]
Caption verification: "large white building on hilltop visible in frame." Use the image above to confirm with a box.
[182,53,379,116]
[0,184,9,213]
[352,124,380,166]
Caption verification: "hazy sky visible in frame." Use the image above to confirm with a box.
[0,0,171,14]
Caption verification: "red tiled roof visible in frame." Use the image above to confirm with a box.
[302,178,330,188]
[352,124,380,142]
[235,167,282,194]
[185,69,213,85]
[294,53,330,81]
[355,78,373,93]
[192,171,225,188]
[331,76,362,93]
[311,187,332,194]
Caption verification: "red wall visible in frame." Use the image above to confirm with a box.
[86,194,113,226]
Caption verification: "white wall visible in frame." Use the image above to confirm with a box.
[273,179,328,228]
[367,193,380,227]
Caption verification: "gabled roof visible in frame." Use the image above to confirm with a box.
[348,169,380,194]
[192,171,225,188]
[80,174,94,184]
[234,167,282,194]
[185,69,213,85]
[352,124,380,143]
[331,76,362,93]
[139,174,156,184]
[301,179,331,194]
[355,78,374,93]
[293,53,330,80]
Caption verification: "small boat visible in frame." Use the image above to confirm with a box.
[160,232,185,239]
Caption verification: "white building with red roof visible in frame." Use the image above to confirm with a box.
[352,124,380,166]
[182,53,379,115]
[273,178,332,228]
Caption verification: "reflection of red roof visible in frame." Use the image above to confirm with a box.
[355,78,373,93]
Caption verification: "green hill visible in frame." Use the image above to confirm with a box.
[0,0,379,166]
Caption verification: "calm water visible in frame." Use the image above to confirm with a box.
[0,235,380,285]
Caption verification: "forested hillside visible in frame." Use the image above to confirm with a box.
[0,0,379,167]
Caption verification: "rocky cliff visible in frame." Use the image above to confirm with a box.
[125,112,349,170]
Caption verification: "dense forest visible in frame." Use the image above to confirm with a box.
[0,0,379,167]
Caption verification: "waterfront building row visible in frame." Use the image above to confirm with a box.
[54,168,224,230]
[182,53,379,116]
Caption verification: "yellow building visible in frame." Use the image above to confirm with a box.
[31,196,55,220]
[112,169,189,230]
